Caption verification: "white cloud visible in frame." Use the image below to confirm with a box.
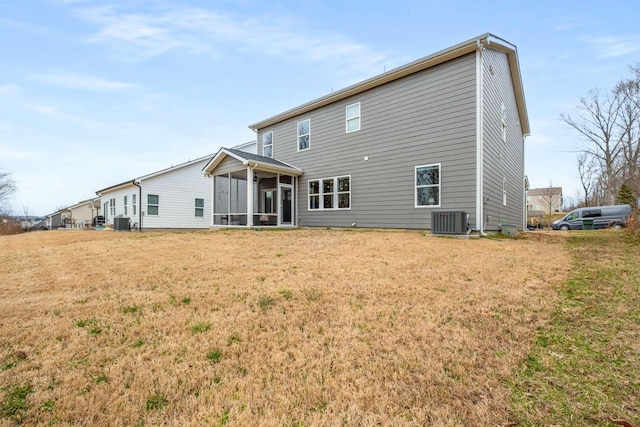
[583,35,640,59]
[29,72,139,91]
[70,4,395,77]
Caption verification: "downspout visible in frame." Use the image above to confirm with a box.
[475,38,487,236]
[133,180,142,231]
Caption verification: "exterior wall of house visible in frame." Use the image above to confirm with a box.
[482,47,526,230]
[99,158,211,230]
[255,53,478,229]
[69,203,95,228]
[99,184,139,227]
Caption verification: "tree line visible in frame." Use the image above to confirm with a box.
[563,63,640,208]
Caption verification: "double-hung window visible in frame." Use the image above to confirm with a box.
[346,102,361,133]
[263,131,273,158]
[308,176,350,210]
[132,194,137,216]
[297,119,310,151]
[195,198,204,217]
[110,198,116,216]
[124,196,128,215]
[415,164,440,207]
[147,194,159,216]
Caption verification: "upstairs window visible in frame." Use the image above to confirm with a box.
[308,176,350,210]
[147,194,159,216]
[263,132,273,158]
[346,102,361,133]
[501,103,507,142]
[195,198,204,217]
[415,164,440,207]
[297,119,310,151]
[503,178,507,206]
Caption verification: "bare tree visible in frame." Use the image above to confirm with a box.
[0,170,17,214]
[577,152,598,206]
[562,88,624,205]
[615,67,640,195]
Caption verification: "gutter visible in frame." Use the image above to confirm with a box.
[133,180,142,231]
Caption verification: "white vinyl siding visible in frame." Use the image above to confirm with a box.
[263,131,273,158]
[346,102,361,133]
[297,119,310,151]
[415,164,441,207]
[308,176,350,210]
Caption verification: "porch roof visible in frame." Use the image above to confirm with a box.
[202,148,303,176]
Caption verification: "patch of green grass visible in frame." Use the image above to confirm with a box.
[74,318,105,335]
[278,289,293,300]
[95,374,108,384]
[219,408,230,425]
[227,334,241,345]
[0,384,33,418]
[181,297,191,304]
[191,321,211,334]
[122,305,143,315]
[145,392,168,411]
[41,399,55,412]
[207,349,223,363]
[510,232,640,425]
[133,339,145,348]
[258,295,274,311]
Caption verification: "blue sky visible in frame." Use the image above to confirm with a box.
[2,0,640,215]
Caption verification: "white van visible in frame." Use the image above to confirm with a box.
[552,204,632,230]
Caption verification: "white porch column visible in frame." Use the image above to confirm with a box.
[247,167,254,227]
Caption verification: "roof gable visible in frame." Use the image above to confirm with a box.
[249,33,529,136]
[203,148,303,176]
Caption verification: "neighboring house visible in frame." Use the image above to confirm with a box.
[203,33,530,232]
[96,155,213,231]
[45,211,62,229]
[527,187,563,215]
[67,197,101,228]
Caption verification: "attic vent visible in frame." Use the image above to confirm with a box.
[431,211,468,235]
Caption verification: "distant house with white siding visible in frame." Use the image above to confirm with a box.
[95,142,256,231]
[66,197,101,228]
[203,33,530,232]
[96,155,213,231]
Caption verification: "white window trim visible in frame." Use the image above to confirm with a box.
[503,177,507,206]
[262,131,273,158]
[195,198,205,218]
[307,175,351,210]
[346,102,361,133]
[415,163,441,208]
[262,188,277,214]
[297,119,310,151]
[148,194,159,216]
[501,102,507,143]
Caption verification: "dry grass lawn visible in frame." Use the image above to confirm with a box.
[0,229,570,426]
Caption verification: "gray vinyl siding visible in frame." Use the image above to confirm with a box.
[257,53,478,229]
[482,48,526,231]
[214,156,246,176]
